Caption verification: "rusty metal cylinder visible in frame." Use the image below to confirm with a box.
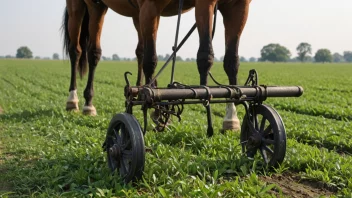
[136,86,303,103]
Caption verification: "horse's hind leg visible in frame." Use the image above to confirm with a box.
[65,1,87,112]
[133,17,144,86]
[82,3,108,116]
[219,0,250,131]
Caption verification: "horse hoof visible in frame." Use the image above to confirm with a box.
[66,101,79,112]
[83,105,97,116]
[222,119,241,131]
[66,90,79,112]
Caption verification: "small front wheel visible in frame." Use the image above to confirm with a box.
[105,113,145,183]
[241,104,286,167]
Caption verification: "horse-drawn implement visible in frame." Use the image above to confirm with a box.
[103,69,303,183]
[100,1,304,183]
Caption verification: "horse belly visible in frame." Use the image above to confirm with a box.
[161,0,195,16]
[102,0,139,17]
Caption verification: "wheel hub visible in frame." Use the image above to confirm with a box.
[109,144,121,159]
[248,132,262,148]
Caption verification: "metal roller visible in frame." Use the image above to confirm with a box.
[136,86,303,103]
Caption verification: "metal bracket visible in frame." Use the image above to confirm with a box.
[244,69,259,86]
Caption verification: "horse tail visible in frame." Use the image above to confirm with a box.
[61,7,89,79]
[62,8,70,60]
[78,8,89,78]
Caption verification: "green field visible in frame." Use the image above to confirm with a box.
[0,59,352,197]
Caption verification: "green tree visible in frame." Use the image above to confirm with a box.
[176,56,183,61]
[343,51,352,62]
[289,57,299,62]
[16,46,33,59]
[35,56,41,60]
[260,43,291,62]
[163,54,170,61]
[333,53,345,63]
[249,57,257,62]
[112,54,120,61]
[296,42,312,62]
[52,53,60,60]
[157,55,164,61]
[240,56,247,62]
[305,56,314,62]
[314,49,332,63]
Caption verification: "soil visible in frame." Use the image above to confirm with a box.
[260,172,338,197]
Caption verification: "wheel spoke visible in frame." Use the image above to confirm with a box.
[262,125,272,136]
[108,152,117,170]
[113,128,122,145]
[122,139,131,150]
[260,117,266,133]
[260,148,269,164]
[121,155,131,174]
[248,120,259,134]
[122,150,133,161]
[262,138,275,145]
[246,147,257,159]
[120,124,126,140]
[263,145,274,155]
[254,115,259,130]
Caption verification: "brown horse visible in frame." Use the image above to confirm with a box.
[62,0,250,131]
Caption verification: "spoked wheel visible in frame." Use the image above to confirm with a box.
[241,104,286,167]
[105,113,145,183]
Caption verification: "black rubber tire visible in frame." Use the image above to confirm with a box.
[105,113,145,183]
[240,104,286,167]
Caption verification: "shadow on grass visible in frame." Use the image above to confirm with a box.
[0,149,114,197]
[0,108,108,130]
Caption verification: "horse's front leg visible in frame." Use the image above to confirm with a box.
[219,0,250,131]
[195,1,217,136]
[195,0,217,85]
[139,2,162,86]
[139,1,170,131]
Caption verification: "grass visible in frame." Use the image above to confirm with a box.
[0,59,352,197]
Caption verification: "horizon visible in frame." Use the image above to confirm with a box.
[1,0,352,59]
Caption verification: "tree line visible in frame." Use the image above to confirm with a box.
[2,45,352,63]
[0,46,61,60]
[259,42,352,63]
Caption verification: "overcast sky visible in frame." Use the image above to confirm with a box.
[1,0,351,59]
